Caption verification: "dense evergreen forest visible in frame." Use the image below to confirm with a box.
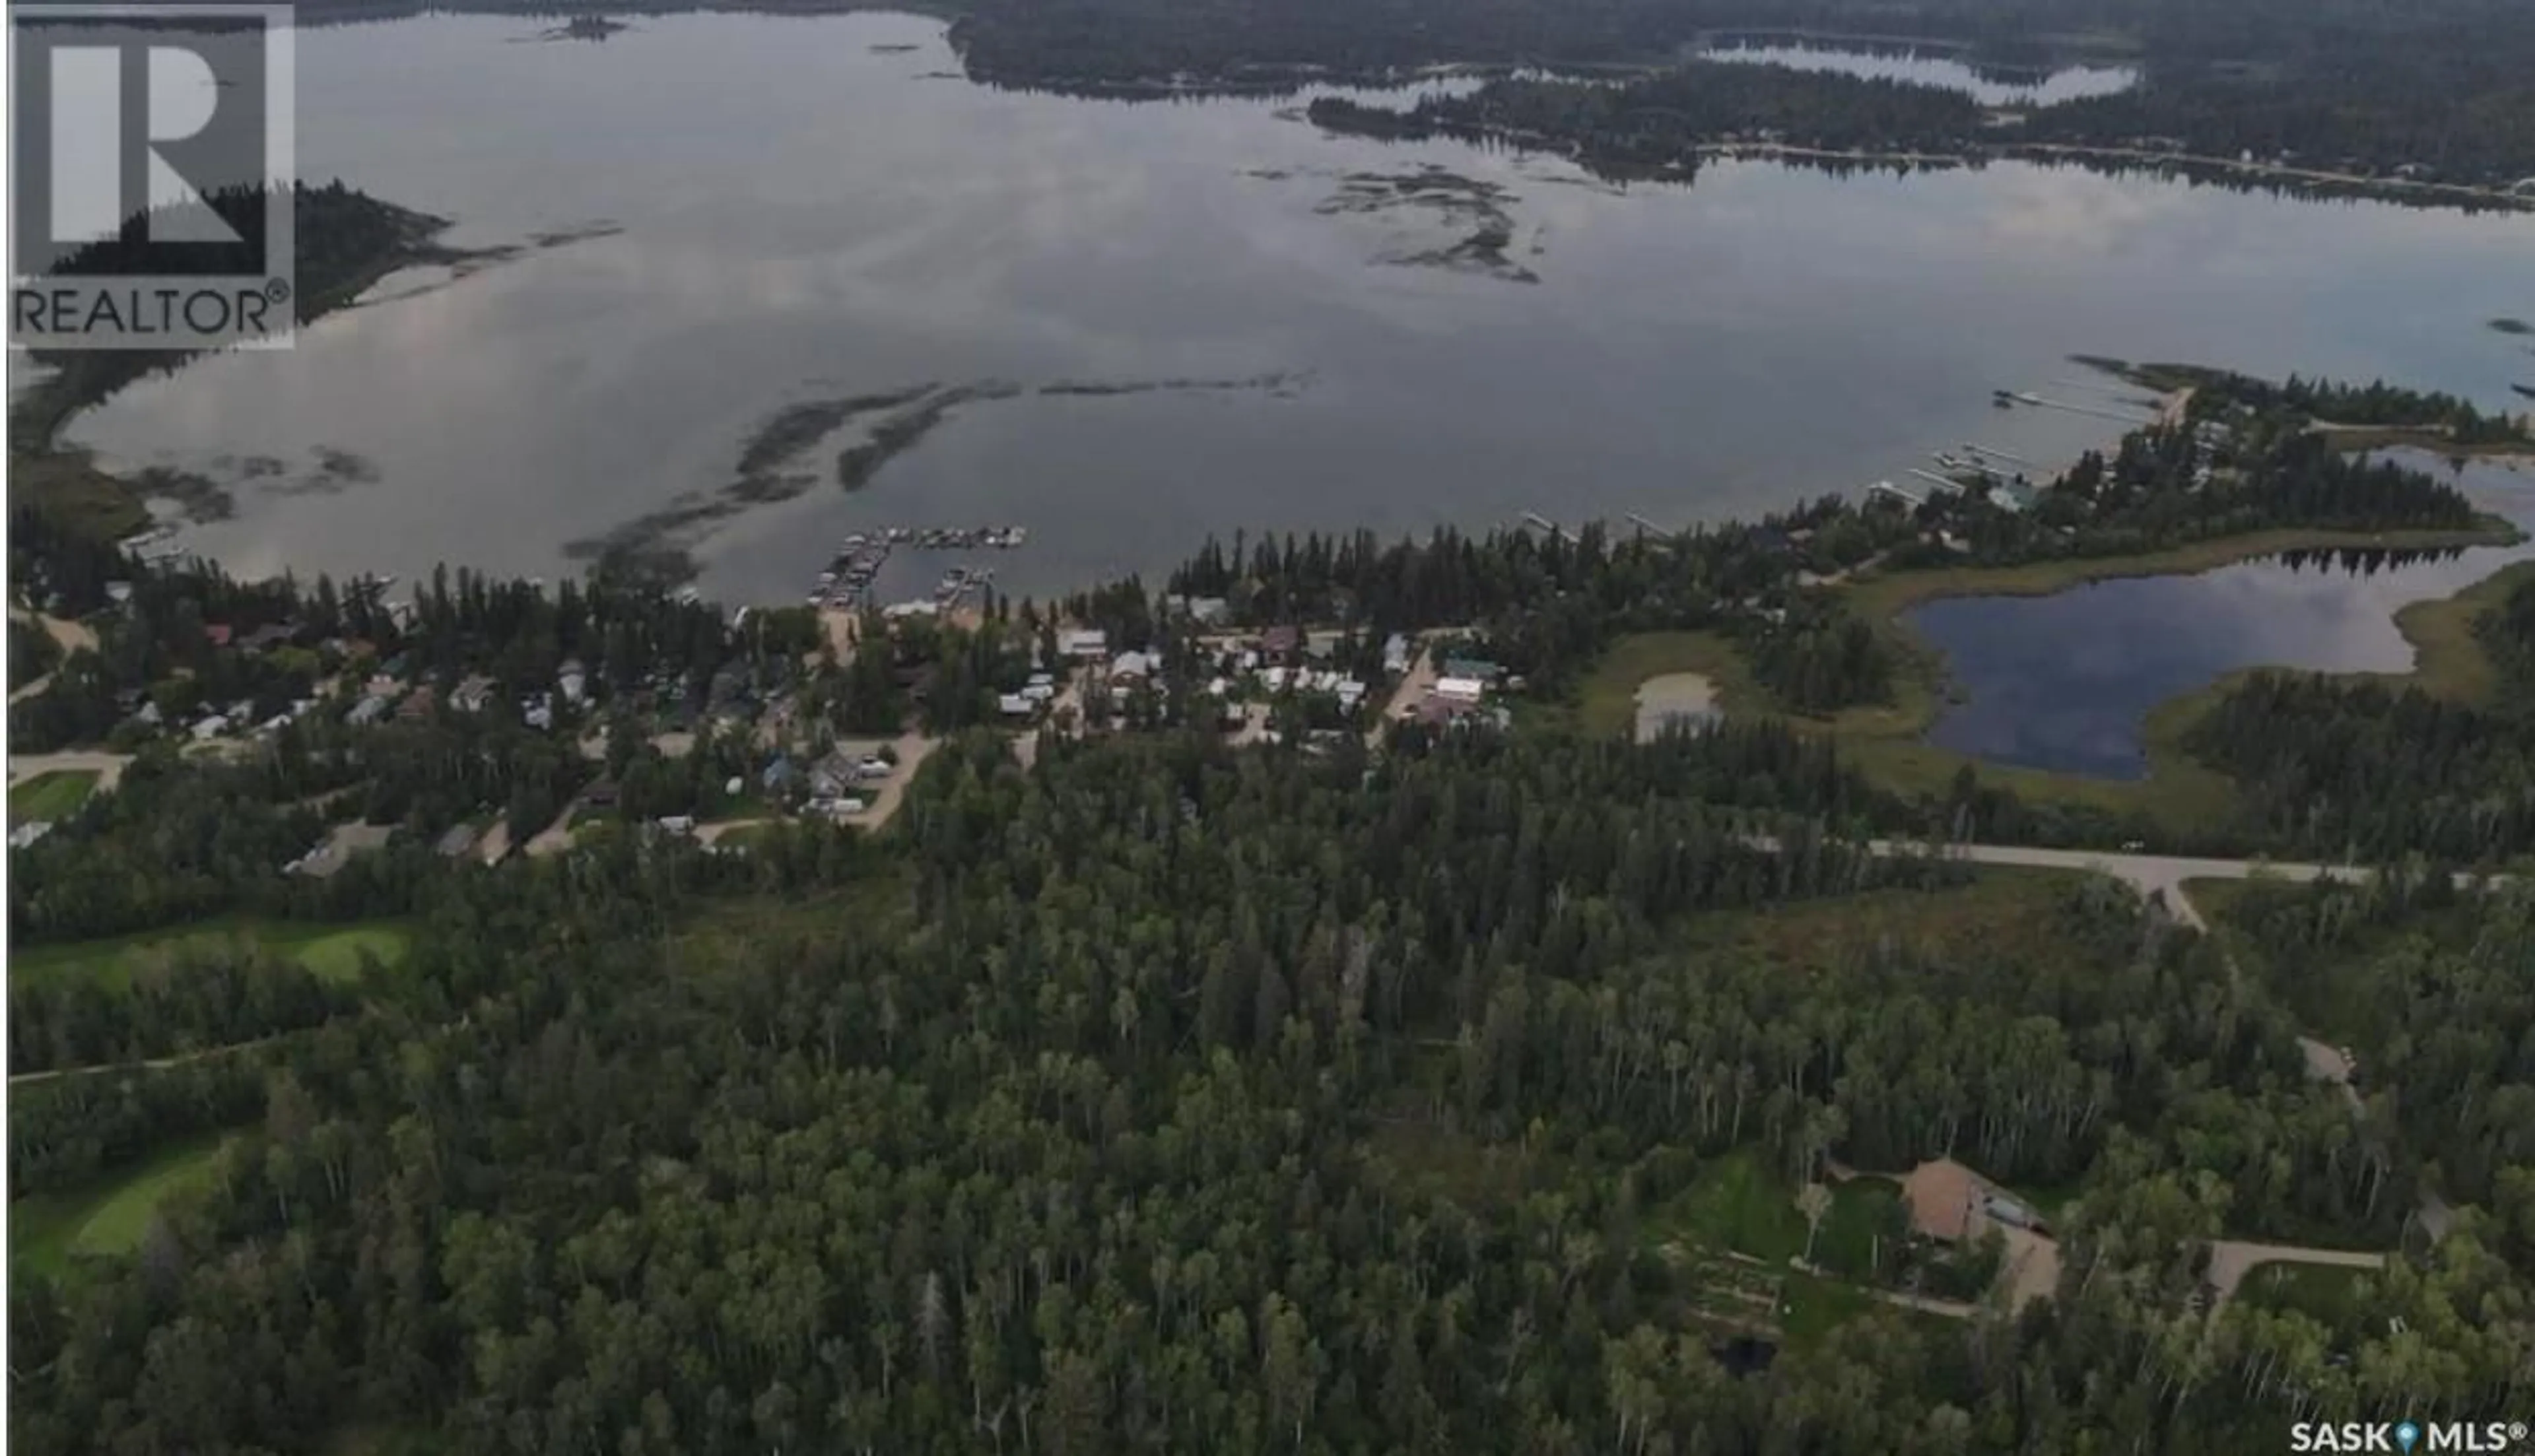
[2128,367,2534,447]
[2182,568,2535,863]
[12,726,2535,1453]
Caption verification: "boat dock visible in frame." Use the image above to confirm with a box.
[807,525,1027,609]
[1993,389,2155,425]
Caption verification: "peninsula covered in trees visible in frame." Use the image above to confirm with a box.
[1308,51,2535,204]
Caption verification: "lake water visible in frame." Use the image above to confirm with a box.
[1695,41,2139,107]
[44,11,2535,607]
[1909,455,2535,780]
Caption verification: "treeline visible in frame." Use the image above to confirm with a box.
[9,1055,269,1197]
[2184,675,2535,862]
[1888,420,2484,575]
[2181,565,2535,862]
[1741,599,1895,713]
[1309,46,2535,197]
[2021,46,2535,193]
[1310,61,1986,170]
[2478,569,2535,710]
[2180,370,2533,446]
[9,948,365,1076]
[10,613,63,688]
[17,182,452,442]
[2212,872,2535,1251]
[13,727,2532,1452]
[7,752,432,946]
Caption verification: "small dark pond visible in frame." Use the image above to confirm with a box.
[1908,455,2535,780]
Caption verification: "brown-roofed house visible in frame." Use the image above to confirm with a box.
[1900,1158,2044,1244]
[1901,1158,1984,1244]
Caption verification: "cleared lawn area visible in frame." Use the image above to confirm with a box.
[1815,1176,1903,1280]
[11,1133,235,1280]
[1664,1148,1806,1264]
[1778,1271,1877,1348]
[9,916,415,993]
[9,769,98,824]
[1559,631,1761,741]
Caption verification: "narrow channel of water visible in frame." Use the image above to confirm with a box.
[1695,40,2140,107]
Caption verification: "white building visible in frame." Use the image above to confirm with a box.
[1432,677,1486,702]
[1382,634,1411,675]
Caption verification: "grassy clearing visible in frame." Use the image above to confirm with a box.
[11,1133,234,1280]
[1664,1148,1806,1264]
[9,916,415,993]
[1815,1176,1903,1278]
[1679,867,2096,977]
[1562,631,1759,740]
[1778,1271,1876,1348]
[2239,1261,2374,1331]
[2378,558,2535,706]
[9,769,98,824]
[1839,521,2524,626]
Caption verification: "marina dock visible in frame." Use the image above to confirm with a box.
[808,525,1027,609]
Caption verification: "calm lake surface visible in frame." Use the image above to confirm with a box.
[1910,454,2535,780]
[46,11,2535,606]
[1695,41,2139,106]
